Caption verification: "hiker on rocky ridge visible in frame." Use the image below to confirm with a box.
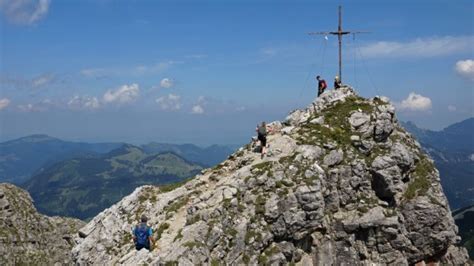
[334,75,342,89]
[133,215,154,251]
[316,75,327,97]
[256,122,268,159]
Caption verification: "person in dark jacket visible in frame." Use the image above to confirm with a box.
[256,122,268,159]
[334,75,342,89]
[316,75,327,97]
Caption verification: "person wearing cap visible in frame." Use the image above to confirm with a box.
[316,75,327,97]
[133,214,154,251]
[334,75,342,90]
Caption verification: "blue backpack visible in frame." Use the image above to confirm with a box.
[135,223,150,246]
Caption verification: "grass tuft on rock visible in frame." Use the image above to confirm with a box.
[404,158,434,200]
[255,195,266,215]
[252,161,273,174]
[156,223,170,240]
[159,178,191,193]
[183,241,204,249]
[173,229,183,241]
[164,196,189,214]
[297,96,374,147]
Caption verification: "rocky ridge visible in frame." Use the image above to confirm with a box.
[0,183,84,265]
[73,87,469,265]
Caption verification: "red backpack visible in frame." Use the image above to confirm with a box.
[321,80,327,89]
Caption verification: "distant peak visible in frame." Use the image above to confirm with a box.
[106,143,144,157]
[443,117,474,133]
[119,143,143,152]
[121,143,138,148]
[10,134,60,143]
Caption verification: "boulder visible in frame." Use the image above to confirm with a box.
[323,149,344,166]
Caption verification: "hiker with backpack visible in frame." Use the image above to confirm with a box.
[133,215,154,251]
[256,122,268,159]
[316,75,327,97]
[334,75,342,89]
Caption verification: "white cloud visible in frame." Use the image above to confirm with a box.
[359,36,474,59]
[190,95,246,114]
[261,47,277,57]
[197,95,208,104]
[17,98,54,112]
[41,98,51,104]
[20,103,42,112]
[192,96,213,113]
[80,68,108,79]
[80,61,176,78]
[31,73,54,87]
[156,94,181,111]
[236,106,246,112]
[448,105,457,112]
[254,47,279,63]
[189,96,208,114]
[455,59,474,80]
[191,105,204,114]
[17,103,35,112]
[68,95,100,110]
[160,78,174,89]
[186,54,207,59]
[0,73,56,89]
[131,61,177,76]
[103,84,139,104]
[470,154,474,161]
[398,92,432,111]
[0,98,11,110]
[0,0,50,25]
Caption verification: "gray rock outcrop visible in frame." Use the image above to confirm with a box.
[0,183,84,265]
[72,87,468,265]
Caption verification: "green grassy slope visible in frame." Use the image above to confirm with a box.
[0,134,122,184]
[23,144,202,220]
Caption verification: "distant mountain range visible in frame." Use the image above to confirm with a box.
[141,142,235,167]
[0,134,235,185]
[23,144,203,220]
[401,118,474,209]
[402,118,474,153]
[0,134,122,184]
[0,134,236,219]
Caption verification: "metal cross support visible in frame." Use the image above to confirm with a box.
[309,5,369,82]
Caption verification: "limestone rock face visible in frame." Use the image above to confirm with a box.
[0,183,84,265]
[72,87,468,265]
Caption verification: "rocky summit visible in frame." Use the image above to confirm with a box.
[72,87,469,265]
[0,183,84,265]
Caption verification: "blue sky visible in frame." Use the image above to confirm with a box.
[0,0,473,145]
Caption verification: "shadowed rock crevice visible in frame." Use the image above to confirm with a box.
[371,171,396,206]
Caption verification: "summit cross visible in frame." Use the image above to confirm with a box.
[308,5,369,82]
